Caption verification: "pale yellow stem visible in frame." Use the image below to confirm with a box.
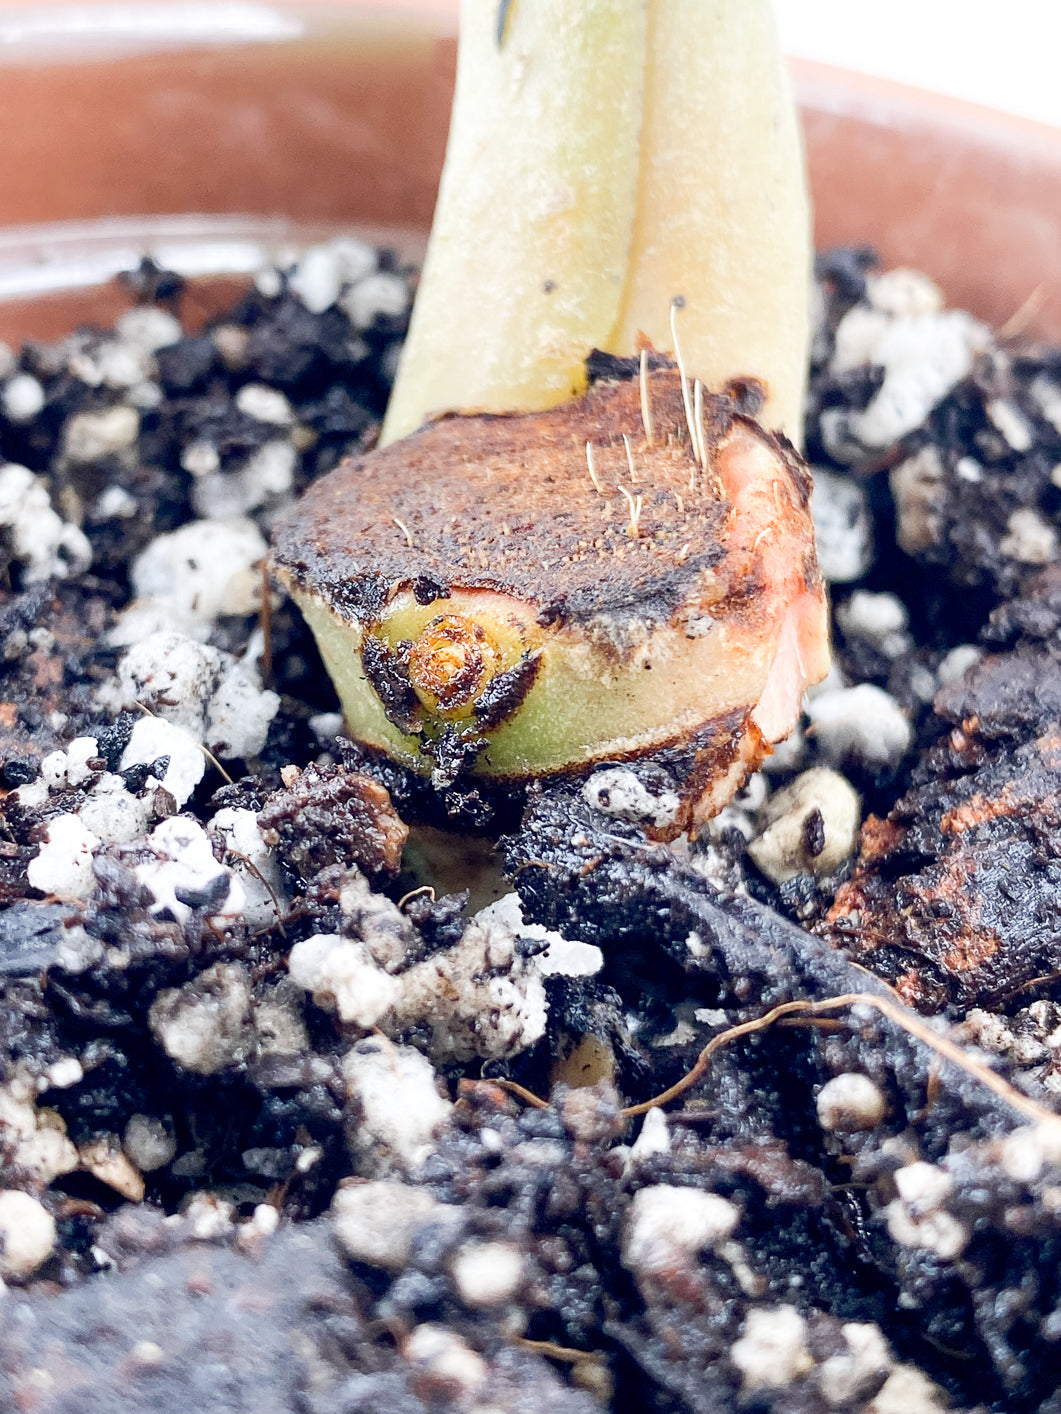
[382,0,810,446]
[611,1,811,441]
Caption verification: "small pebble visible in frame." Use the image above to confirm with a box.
[79,1136,145,1202]
[748,767,860,884]
[889,445,946,555]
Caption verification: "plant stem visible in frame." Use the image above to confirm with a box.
[382,0,810,445]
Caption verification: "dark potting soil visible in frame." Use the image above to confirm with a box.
[1,245,1061,1412]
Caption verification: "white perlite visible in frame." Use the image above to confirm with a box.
[290,896,548,1065]
[119,716,206,807]
[0,1190,57,1279]
[111,632,224,735]
[209,807,286,930]
[622,1185,739,1277]
[289,237,377,314]
[865,268,944,318]
[807,685,912,772]
[2,372,45,423]
[120,517,267,640]
[0,462,92,582]
[836,591,910,659]
[404,1325,486,1398]
[123,1113,177,1173]
[68,336,153,391]
[393,910,548,1063]
[451,1240,524,1307]
[748,768,860,884]
[26,813,100,899]
[865,1364,951,1414]
[132,816,244,926]
[1000,507,1058,565]
[149,962,253,1075]
[343,1039,453,1176]
[986,397,1034,451]
[341,270,409,329]
[0,1088,78,1186]
[583,766,681,831]
[816,1073,888,1132]
[78,773,152,845]
[235,383,294,426]
[192,437,298,519]
[116,306,182,353]
[809,469,874,584]
[331,1180,458,1271]
[288,934,402,1029]
[817,1322,893,1408]
[628,1107,670,1164]
[831,302,989,452]
[107,632,278,765]
[730,1306,813,1391]
[204,655,280,760]
[885,1161,968,1261]
[62,404,140,462]
[476,893,603,979]
[937,644,982,685]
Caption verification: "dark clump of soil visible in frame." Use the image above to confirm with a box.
[3,248,1061,1413]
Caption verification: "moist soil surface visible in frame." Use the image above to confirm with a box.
[2,247,1061,1413]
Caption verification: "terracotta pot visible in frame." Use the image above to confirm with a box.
[1,2,1060,343]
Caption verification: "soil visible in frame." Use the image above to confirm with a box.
[1,246,1061,1413]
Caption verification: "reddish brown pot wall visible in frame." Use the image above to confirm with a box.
[2,6,1061,341]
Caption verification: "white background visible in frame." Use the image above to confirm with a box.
[773,0,1061,128]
